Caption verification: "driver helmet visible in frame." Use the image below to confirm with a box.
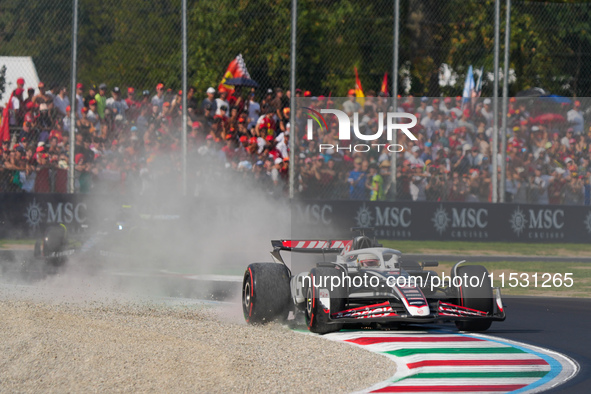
[357,253,380,268]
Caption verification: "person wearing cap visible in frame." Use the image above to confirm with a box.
[215,90,230,117]
[467,146,483,169]
[264,88,274,104]
[255,107,277,137]
[63,105,74,133]
[343,89,360,116]
[106,87,129,120]
[201,87,218,123]
[87,99,99,128]
[125,87,142,121]
[274,129,289,160]
[76,106,94,135]
[169,89,184,116]
[140,90,152,107]
[95,83,108,120]
[457,107,476,135]
[439,97,453,115]
[151,83,165,112]
[83,84,97,108]
[416,97,429,115]
[567,100,584,135]
[23,101,36,126]
[480,98,493,127]
[8,87,25,126]
[365,163,384,201]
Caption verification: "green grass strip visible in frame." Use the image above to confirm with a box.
[403,371,548,380]
[385,347,525,357]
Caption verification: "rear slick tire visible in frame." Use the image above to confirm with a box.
[242,263,291,325]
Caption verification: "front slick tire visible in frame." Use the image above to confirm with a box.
[306,267,346,334]
[454,265,493,332]
[43,225,67,267]
[242,263,291,325]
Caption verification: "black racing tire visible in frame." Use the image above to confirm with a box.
[34,240,42,258]
[43,225,67,267]
[242,263,291,325]
[305,267,347,334]
[454,265,493,332]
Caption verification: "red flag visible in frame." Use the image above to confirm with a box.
[381,72,388,96]
[218,54,251,94]
[0,92,14,142]
[354,67,365,106]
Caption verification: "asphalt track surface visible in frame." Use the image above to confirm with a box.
[485,296,591,393]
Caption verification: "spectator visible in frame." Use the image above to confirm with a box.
[246,92,260,130]
[342,89,360,117]
[567,100,584,135]
[151,83,165,111]
[95,83,108,120]
[75,83,84,118]
[366,163,384,201]
[347,157,367,200]
[106,87,129,120]
[87,99,100,129]
[53,87,70,117]
[84,84,97,108]
[215,91,230,117]
[77,107,94,135]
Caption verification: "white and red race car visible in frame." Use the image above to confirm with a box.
[242,230,505,334]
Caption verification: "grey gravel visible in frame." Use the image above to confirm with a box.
[0,288,396,393]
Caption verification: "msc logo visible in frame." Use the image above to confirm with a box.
[354,204,411,228]
[432,205,488,238]
[510,207,564,238]
[24,200,88,231]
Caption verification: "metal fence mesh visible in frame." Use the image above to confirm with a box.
[0,0,590,204]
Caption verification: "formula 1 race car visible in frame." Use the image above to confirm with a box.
[242,229,505,334]
[33,205,180,269]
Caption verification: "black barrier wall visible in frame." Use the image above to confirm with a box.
[3,194,591,243]
[0,194,111,238]
[294,200,591,243]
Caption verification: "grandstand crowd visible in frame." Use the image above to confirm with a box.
[1,77,590,205]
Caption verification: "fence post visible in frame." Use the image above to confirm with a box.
[390,0,400,201]
[68,0,79,194]
[289,0,297,199]
[492,0,500,203]
[182,0,188,196]
[500,0,511,203]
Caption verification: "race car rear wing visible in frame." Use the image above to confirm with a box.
[271,240,352,254]
[270,240,353,270]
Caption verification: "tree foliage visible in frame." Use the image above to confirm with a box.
[0,0,590,97]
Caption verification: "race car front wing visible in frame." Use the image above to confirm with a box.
[327,288,506,324]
